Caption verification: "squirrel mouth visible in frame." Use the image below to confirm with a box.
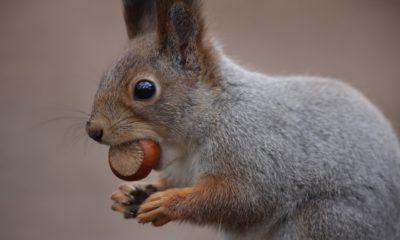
[108,140,161,181]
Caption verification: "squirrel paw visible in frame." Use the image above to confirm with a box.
[111,182,157,219]
[137,188,192,227]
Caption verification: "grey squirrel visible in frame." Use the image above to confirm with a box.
[86,0,400,239]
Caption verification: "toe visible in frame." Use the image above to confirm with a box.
[143,192,163,203]
[138,200,163,214]
[111,191,128,202]
[137,207,165,223]
[111,202,125,212]
[152,216,171,227]
[118,183,135,193]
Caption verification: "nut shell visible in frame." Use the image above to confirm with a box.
[108,140,160,181]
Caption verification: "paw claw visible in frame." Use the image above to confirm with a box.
[124,191,133,197]
[123,206,138,218]
[122,200,134,206]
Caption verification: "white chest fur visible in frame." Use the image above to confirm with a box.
[159,141,201,188]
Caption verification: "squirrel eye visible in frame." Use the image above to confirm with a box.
[133,79,156,100]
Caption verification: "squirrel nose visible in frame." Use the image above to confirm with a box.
[86,121,103,142]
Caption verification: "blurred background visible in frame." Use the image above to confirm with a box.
[0,0,399,239]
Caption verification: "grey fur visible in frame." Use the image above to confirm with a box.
[91,1,400,239]
[159,53,400,239]
[186,55,400,239]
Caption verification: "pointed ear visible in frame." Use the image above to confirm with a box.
[123,0,157,39]
[156,0,206,70]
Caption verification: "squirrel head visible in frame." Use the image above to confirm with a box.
[87,0,218,146]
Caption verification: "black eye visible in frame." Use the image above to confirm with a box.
[133,79,156,100]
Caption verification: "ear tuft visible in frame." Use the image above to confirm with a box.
[123,0,156,39]
[156,0,206,70]
[171,2,199,45]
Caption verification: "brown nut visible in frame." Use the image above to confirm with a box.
[108,140,160,181]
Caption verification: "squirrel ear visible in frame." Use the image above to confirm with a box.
[156,0,206,70]
[122,0,157,39]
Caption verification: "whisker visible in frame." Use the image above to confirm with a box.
[109,110,134,129]
[82,134,91,156]
[62,122,84,146]
[29,116,86,131]
[62,124,90,151]
[57,104,91,115]
[44,104,91,117]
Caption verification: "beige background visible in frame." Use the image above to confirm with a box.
[0,1,399,240]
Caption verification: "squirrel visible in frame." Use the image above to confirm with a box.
[86,0,400,239]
